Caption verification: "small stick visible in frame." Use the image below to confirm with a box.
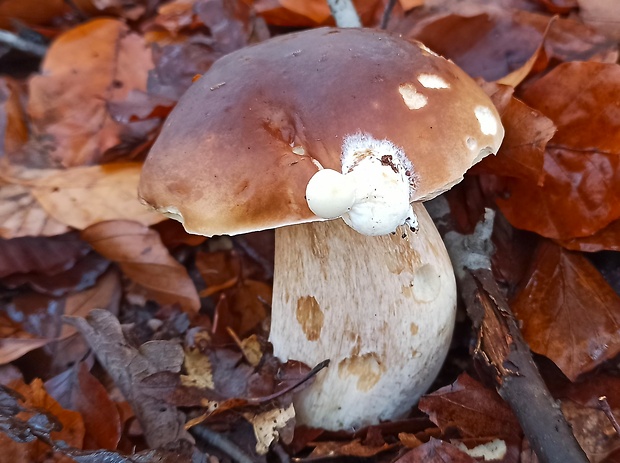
[326,0,362,27]
[191,425,255,463]
[0,30,46,57]
[380,0,399,29]
[599,396,620,436]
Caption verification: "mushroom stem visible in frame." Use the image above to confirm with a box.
[270,203,456,430]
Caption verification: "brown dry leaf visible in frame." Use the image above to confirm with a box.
[244,403,295,454]
[66,309,192,448]
[27,18,153,166]
[396,438,478,463]
[0,78,28,158]
[511,240,620,380]
[558,218,620,252]
[498,62,620,240]
[0,231,89,278]
[394,4,617,81]
[0,0,71,29]
[26,163,165,230]
[474,83,556,184]
[81,220,200,312]
[0,175,70,240]
[0,269,121,364]
[418,373,521,439]
[0,378,85,463]
[45,362,122,450]
[578,0,620,39]
[307,438,393,459]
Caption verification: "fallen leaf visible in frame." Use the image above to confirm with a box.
[0,0,71,29]
[578,0,620,39]
[418,373,521,439]
[0,378,85,463]
[244,403,295,454]
[45,362,122,450]
[28,163,165,230]
[66,309,192,448]
[81,220,200,312]
[558,217,620,252]
[0,77,28,157]
[0,231,90,278]
[0,269,121,365]
[396,438,478,463]
[511,240,620,380]
[27,18,153,166]
[497,62,620,240]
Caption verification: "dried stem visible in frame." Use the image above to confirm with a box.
[326,0,362,27]
[191,426,255,463]
[380,0,399,29]
[0,30,46,57]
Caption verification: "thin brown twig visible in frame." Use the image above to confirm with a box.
[380,0,399,29]
[599,396,620,436]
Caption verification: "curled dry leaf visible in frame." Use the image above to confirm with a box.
[498,62,620,240]
[81,220,200,312]
[27,18,153,167]
[558,218,620,252]
[27,163,165,230]
[244,403,295,454]
[511,240,620,381]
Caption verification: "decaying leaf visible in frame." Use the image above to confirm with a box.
[418,373,521,439]
[28,18,154,166]
[66,309,192,448]
[396,438,478,463]
[511,240,620,380]
[81,219,200,312]
[244,403,295,454]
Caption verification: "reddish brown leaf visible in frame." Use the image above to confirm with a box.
[308,438,393,459]
[45,362,121,450]
[419,373,521,439]
[558,218,620,252]
[474,84,556,184]
[496,62,620,240]
[81,220,200,312]
[0,378,85,462]
[396,438,478,463]
[0,0,71,29]
[511,240,620,380]
[28,18,153,166]
[0,77,28,157]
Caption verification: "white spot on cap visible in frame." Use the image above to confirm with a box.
[306,169,356,219]
[417,74,450,89]
[159,205,184,223]
[398,84,427,110]
[474,106,499,136]
[291,145,305,155]
[466,137,477,151]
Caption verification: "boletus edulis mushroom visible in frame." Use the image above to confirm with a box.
[138,27,504,431]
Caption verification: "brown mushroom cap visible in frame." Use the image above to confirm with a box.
[139,27,503,236]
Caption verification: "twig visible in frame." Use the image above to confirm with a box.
[326,0,362,27]
[0,30,46,57]
[191,426,255,463]
[599,396,620,436]
[380,0,398,29]
[426,197,589,463]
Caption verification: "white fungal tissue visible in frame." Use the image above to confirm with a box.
[305,133,418,236]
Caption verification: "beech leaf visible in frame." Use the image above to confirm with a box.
[511,240,620,380]
[81,220,200,312]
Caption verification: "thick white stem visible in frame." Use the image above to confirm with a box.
[270,203,456,430]
[327,0,362,27]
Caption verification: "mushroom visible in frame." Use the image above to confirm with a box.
[138,28,504,431]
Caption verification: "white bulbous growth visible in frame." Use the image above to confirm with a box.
[305,133,419,236]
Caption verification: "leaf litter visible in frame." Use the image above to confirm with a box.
[0,0,619,462]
